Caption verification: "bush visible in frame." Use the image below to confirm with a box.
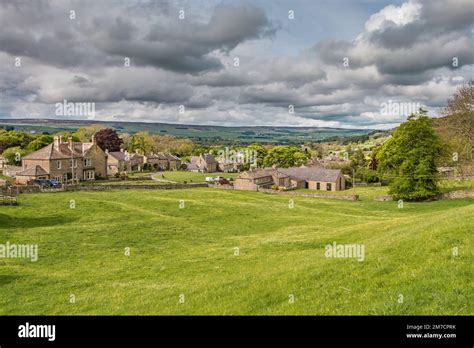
[356,168,379,183]
[2,147,26,165]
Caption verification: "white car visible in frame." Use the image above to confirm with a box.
[205,177,215,182]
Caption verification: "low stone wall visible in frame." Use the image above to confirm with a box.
[0,183,208,194]
[0,185,42,194]
[64,183,208,191]
[209,184,234,190]
[257,188,359,201]
[440,190,474,199]
[374,195,394,201]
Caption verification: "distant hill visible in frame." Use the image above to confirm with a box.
[0,118,373,145]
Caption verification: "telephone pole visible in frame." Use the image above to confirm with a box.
[352,168,356,195]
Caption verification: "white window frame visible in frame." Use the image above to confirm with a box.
[70,159,78,168]
[56,161,61,169]
[84,158,92,167]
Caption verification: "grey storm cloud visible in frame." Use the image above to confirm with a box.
[0,0,472,128]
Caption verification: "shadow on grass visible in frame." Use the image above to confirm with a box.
[0,214,78,230]
[0,274,21,286]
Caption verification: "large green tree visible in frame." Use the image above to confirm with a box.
[263,146,310,168]
[26,135,54,152]
[377,110,443,200]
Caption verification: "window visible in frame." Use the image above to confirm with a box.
[327,183,332,191]
[56,161,61,169]
[84,158,92,167]
[70,159,78,168]
[63,173,68,181]
[316,182,320,190]
[87,171,94,180]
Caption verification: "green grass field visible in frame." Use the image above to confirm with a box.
[156,171,240,183]
[0,187,472,315]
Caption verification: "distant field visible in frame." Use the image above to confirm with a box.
[0,119,371,145]
[0,186,472,315]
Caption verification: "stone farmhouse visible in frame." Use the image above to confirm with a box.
[234,165,345,191]
[188,154,218,172]
[16,135,107,184]
[217,160,244,173]
[187,153,243,173]
[107,151,181,175]
[106,150,145,176]
[143,153,181,171]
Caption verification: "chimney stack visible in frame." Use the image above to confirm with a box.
[53,136,60,149]
[91,135,97,145]
[68,136,73,149]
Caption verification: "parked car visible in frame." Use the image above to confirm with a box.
[49,179,62,188]
[216,178,230,185]
[205,177,215,182]
[33,179,62,188]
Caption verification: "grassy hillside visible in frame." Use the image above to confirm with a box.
[0,188,472,315]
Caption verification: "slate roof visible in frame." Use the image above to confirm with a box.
[202,154,217,164]
[23,142,94,160]
[17,165,48,177]
[163,153,180,161]
[149,153,167,160]
[108,151,129,161]
[237,169,276,179]
[278,166,341,182]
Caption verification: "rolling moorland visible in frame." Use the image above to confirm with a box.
[0,119,372,145]
[0,183,472,315]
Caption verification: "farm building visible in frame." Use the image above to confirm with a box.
[234,166,345,191]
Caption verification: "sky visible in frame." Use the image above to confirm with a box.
[0,0,472,129]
